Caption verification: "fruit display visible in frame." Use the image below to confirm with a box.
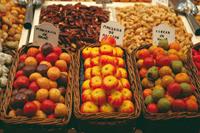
[116,4,192,53]
[135,41,199,114]
[80,36,135,114]
[40,3,109,50]
[7,43,71,120]
[0,0,26,49]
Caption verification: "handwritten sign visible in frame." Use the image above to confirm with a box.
[153,0,168,7]
[33,22,59,46]
[100,21,124,45]
[153,24,175,45]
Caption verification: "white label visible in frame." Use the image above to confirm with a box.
[33,22,59,46]
[153,24,175,45]
[99,21,124,45]
[153,0,168,7]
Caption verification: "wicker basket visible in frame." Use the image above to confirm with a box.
[73,43,141,126]
[132,44,200,120]
[0,47,16,119]
[1,44,73,125]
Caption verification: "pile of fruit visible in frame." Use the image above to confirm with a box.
[8,43,71,119]
[136,41,199,113]
[192,47,200,76]
[80,36,134,113]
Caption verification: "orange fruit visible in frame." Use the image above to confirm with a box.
[29,72,42,81]
[165,94,174,103]
[25,57,38,66]
[47,67,61,81]
[175,73,190,83]
[143,89,152,98]
[185,99,198,112]
[169,42,181,51]
[152,47,165,57]
[161,75,174,88]
[27,47,39,57]
[49,80,58,88]
[188,95,197,102]
[168,54,179,61]
[55,60,67,72]
[37,77,50,89]
[59,53,71,63]
[40,61,52,68]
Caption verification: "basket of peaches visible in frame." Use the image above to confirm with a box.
[133,40,200,120]
[1,43,73,125]
[73,36,141,126]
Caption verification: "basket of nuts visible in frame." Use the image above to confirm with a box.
[132,42,200,120]
[1,43,73,125]
[73,36,141,126]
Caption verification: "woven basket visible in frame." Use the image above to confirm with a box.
[1,44,73,125]
[73,43,141,126]
[132,44,200,120]
[0,47,16,119]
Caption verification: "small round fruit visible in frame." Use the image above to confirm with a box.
[144,95,154,105]
[185,99,198,112]
[49,80,58,88]
[143,89,152,98]
[27,47,39,57]
[82,79,91,91]
[161,75,174,88]
[159,66,172,77]
[41,43,53,56]
[35,110,46,118]
[59,52,71,63]
[49,88,61,102]
[55,60,67,72]
[8,110,16,117]
[40,61,52,68]
[29,72,42,81]
[33,100,41,110]
[90,76,102,89]
[29,81,40,93]
[121,88,132,100]
[103,75,118,90]
[55,103,68,117]
[53,47,62,56]
[25,57,38,66]
[41,99,56,115]
[147,103,158,113]
[99,103,114,113]
[23,102,38,117]
[60,96,65,103]
[47,67,61,81]
[81,101,99,113]
[108,90,123,108]
[19,54,27,62]
[91,88,106,105]
[36,88,49,102]
[37,77,50,89]
[119,100,134,113]
[175,73,190,83]
[157,98,171,113]
[152,88,165,102]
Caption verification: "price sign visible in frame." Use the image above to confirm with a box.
[99,21,124,45]
[33,22,59,46]
[153,24,175,45]
[153,0,168,7]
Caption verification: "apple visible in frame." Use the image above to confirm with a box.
[19,54,27,62]
[108,90,123,108]
[119,100,134,113]
[33,100,41,110]
[36,88,49,102]
[41,99,56,115]
[53,46,62,56]
[49,88,61,102]
[103,75,118,90]
[114,47,124,57]
[91,57,100,66]
[15,70,24,79]
[36,53,45,63]
[55,103,68,117]
[101,64,116,77]
[156,56,171,67]
[167,82,181,98]
[90,76,102,89]
[91,88,106,105]
[100,55,115,65]
[172,99,186,112]
[84,58,92,68]
[81,101,99,113]
[115,68,122,79]
[137,49,150,59]
[143,57,155,68]
[121,88,132,100]
[101,35,116,46]
[147,103,158,113]
[116,80,123,91]
[185,99,198,112]
[14,76,29,89]
[82,79,91,91]
[118,68,128,78]
[82,47,92,59]
[29,81,39,92]
[91,47,100,57]
[35,110,46,118]
[100,103,114,113]
[23,102,38,117]
[100,44,113,55]
[120,78,130,89]
[45,53,58,64]
[91,66,101,77]
[116,57,125,67]
[84,68,92,80]
[82,89,92,102]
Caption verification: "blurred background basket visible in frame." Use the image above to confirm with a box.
[73,43,141,127]
[1,44,73,126]
[132,44,200,120]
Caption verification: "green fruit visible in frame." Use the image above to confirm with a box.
[144,95,154,105]
[180,82,192,97]
[152,88,165,101]
[171,60,183,74]
[157,98,171,112]
[147,66,159,81]
[158,39,169,50]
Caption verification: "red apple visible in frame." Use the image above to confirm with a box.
[108,90,123,108]
[100,103,114,113]
[103,75,118,90]
[120,78,130,89]
[118,68,128,78]
[23,102,38,117]
[91,66,101,77]
[116,57,125,67]
[29,81,40,92]
[121,88,132,100]
[19,54,27,62]
[91,88,106,105]
[101,64,116,77]
[82,47,92,59]
[53,47,62,56]
[14,76,29,89]
[147,103,158,113]
[167,82,181,98]
[119,100,134,113]
[193,55,200,62]
[101,35,116,46]
[45,53,58,64]
[156,56,171,67]
[172,99,186,112]
[84,68,92,80]
[84,58,92,68]
[100,55,115,65]
[82,79,91,91]
[15,70,24,79]
[82,89,92,102]
[100,45,114,56]
[90,76,102,89]
[115,68,122,79]
[81,101,99,113]
[32,100,41,110]
[91,57,100,66]
[91,47,100,57]
[139,67,147,78]
[36,53,45,63]
[137,49,151,59]
[116,80,123,91]
[143,57,155,68]
[41,100,56,115]
[114,47,124,57]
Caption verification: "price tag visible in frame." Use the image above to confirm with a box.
[33,22,59,46]
[153,24,175,45]
[153,0,168,7]
[99,21,124,45]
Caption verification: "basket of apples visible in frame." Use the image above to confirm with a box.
[73,36,141,126]
[133,41,200,120]
[1,43,73,125]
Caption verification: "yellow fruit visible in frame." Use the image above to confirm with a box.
[55,60,67,72]
[159,66,172,77]
[161,75,174,88]
[175,73,190,83]
[55,103,68,117]
[49,80,58,88]
[47,67,61,81]
[36,88,49,102]
[25,57,37,66]
[59,53,71,63]
[155,78,162,85]
[29,72,42,81]
[37,77,50,89]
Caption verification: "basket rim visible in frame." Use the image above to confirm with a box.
[73,43,141,122]
[132,44,200,120]
[1,44,73,125]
